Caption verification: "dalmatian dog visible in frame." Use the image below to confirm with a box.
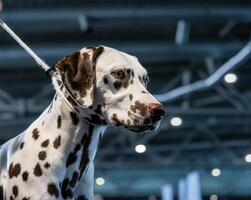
[0,46,165,200]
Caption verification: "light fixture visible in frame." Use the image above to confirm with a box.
[135,144,146,153]
[224,73,237,83]
[96,177,105,185]
[245,154,251,162]
[211,168,221,177]
[170,117,182,127]
[210,194,218,200]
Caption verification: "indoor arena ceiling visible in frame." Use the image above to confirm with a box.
[1,0,251,198]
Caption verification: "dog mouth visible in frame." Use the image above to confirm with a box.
[125,124,155,133]
[110,112,161,133]
[126,112,157,133]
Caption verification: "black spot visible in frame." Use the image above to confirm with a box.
[12,185,18,197]
[131,70,135,77]
[41,139,50,147]
[70,112,79,125]
[38,151,47,161]
[86,114,106,125]
[78,126,93,180]
[22,171,29,181]
[69,171,79,188]
[77,195,88,200]
[47,183,59,198]
[9,163,21,179]
[32,128,39,140]
[57,115,62,129]
[114,81,122,90]
[0,185,3,200]
[20,142,24,150]
[66,143,82,168]
[66,153,77,168]
[103,77,108,84]
[22,198,31,200]
[94,105,102,115]
[61,179,73,199]
[34,163,42,177]
[44,162,51,169]
[129,94,133,101]
[53,135,61,149]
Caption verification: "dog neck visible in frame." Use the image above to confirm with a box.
[36,91,107,179]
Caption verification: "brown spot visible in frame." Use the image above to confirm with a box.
[32,128,39,140]
[12,185,18,197]
[127,119,131,125]
[57,115,62,129]
[53,136,61,149]
[112,113,121,125]
[22,171,29,181]
[20,142,24,150]
[141,91,147,94]
[44,162,51,169]
[131,80,134,84]
[70,112,79,125]
[129,94,133,101]
[47,183,59,198]
[133,119,139,125]
[130,101,147,116]
[55,47,103,107]
[41,139,49,148]
[9,163,21,179]
[34,163,42,177]
[38,151,47,161]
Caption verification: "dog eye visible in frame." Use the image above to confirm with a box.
[111,70,126,80]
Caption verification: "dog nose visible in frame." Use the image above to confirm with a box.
[148,103,166,122]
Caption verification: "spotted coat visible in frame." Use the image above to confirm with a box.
[0,46,165,200]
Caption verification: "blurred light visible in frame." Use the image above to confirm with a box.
[96,177,105,186]
[135,144,146,153]
[210,194,218,200]
[148,195,157,200]
[211,168,221,177]
[170,117,182,126]
[245,154,251,162]
[224,73,237,83]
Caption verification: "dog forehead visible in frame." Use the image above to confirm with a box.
[95,46,147,74]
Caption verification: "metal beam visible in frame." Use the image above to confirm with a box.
[0,43,243,69]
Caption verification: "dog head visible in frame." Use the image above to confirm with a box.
[55,46,165,133]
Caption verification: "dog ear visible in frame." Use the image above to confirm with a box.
[55,46,104,108]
